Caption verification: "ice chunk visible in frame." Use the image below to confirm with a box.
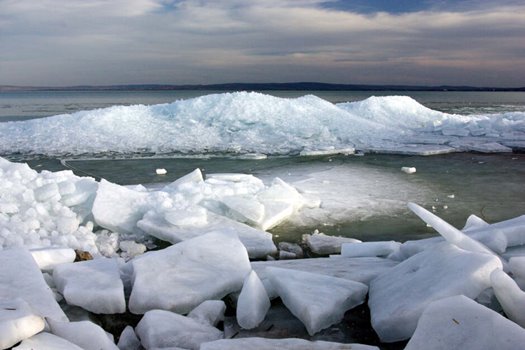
[156,168,167,175]
[368,242,502,342]
[509,256,525,289]
[135,309,223,350]
[34,182,60,202]
[490,269,525,327]
[0,248,67,321]
[188,300,226,327]
[405,295,525,350]
[341,241,400,258]
[462,214,489,231]
[302,231,361,255]
[129,231,251,314]
[200,338,379,350]
[401,166,416,174]
[219,195,265,226]
[53,258,125,314]
[117,326,140,350]
[92,179,150,234]
[236,271,270,329]
[0,298,45,349]
[267,267,368,335]
[48,319,118,350]
[164,205,208,227]
[463,214,525,248]
[13,332,84,350]
[30,247,76,270]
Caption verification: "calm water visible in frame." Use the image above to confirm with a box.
[1,90,524,243]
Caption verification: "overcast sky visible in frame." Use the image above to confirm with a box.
[1,0,524,87]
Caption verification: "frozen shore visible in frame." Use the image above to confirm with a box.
[1,156,525,349]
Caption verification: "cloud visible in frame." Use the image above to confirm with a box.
[0,0,524,86]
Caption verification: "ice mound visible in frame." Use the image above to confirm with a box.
[405,295,525,350]
[267,267,368,335]
[368,242,502,342]
[1,93,523,157]
[0,298,45,349]
[200,338,379,350]
[128,231,251,314]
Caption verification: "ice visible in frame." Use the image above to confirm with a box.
[135,309,223,350]
[12,332,84,350]
[266,267,368,335]
[0,298,45,349]
[236,270,271,329]
[53,257,126,314]
[490,269,525,327]
[0,248,67,321]
[340,241,401,258]
[155,168,167,175]
[462,214,489,231]
[368,242,502,342]
[401,166,416,174]
[302,231,361,255]
[219,195,265,226]
[48,319,118,350]
[405,295,525,350]
[129,231,251,314]
[462,214,525,248]
[117,326,140,350]
[509,256,525,289]
[200,338,379,350]
[188,300,226,327]
[30,247,76,270]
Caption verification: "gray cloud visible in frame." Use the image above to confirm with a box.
[1,0,524,87]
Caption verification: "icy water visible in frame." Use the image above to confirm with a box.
[1,89,524,243]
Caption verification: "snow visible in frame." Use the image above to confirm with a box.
[368,242,502,342]
[128,231,251,314]
[0,298,45,349]
[1,93,523,157]
[236,270,271,329]
[200,338,379,350]
[53,257,126,314]
[135,309,223,350]
[0,248,68,321]
[266,267,368,335]
[405,295,525,350]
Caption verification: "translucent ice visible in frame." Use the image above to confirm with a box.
[30,247,76,270]
[236,270,271,329]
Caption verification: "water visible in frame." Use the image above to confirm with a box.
[1,90,524,244]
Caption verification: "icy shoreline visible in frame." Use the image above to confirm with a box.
[1,157,525,349]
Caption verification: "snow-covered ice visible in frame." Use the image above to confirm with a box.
[135,309,223,350]
[200,338,379,350]
[266,267,368,335]
[53,257,126,314]
[0,298,45,349]
[129,231,251,314]
[405,295,525,350]
[368,242,502,342]
[0,248,67,321]
[236,270,271,329]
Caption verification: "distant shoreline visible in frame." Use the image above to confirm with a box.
[1,82,524,92]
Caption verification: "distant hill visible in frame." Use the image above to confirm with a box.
[1,82,524,92]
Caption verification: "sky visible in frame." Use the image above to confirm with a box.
[1,0,524,87]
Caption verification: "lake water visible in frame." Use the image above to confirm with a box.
[1,89,524,244]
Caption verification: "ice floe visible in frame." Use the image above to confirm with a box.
[1,93,524,156]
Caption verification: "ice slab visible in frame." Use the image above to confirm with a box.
[267,267,368,335]
[365,143,457,155]
[0,248,67,321]
[490,269,525,327]
[463,214,525,248]
[200,337,379,350]
[405,295,525,350]
[12,332,84,350]
[0,298,45,349]
[302,231,361,255]
[236,270,271,329]
[138,211,276,259]
[92,179,150,235]
[117,325,140,350]
[129,231,251,314]
[135,309,223,350]
[53,257,126,314]
[48,319,118,350]
[340,241,400,258]
[368,242,502,342]
[188,300,226,327]
[30,247,76,270]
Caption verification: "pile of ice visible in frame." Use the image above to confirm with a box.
[0,157,325,258]
[1,92,524,157]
